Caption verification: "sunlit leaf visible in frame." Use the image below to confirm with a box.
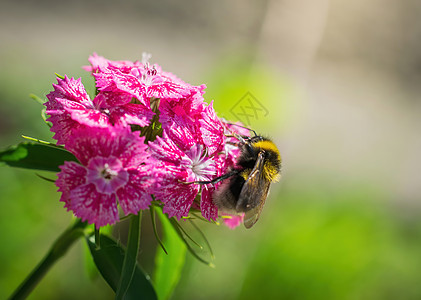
[0,142,77,172]
[116,213,142,300]
[84,224,113,281]
[154,209,187,300]
[150,206,168,255]
[87,234,157,300]
[83,241,99,281]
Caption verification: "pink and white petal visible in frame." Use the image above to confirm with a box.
[56,161,87,208]
[199,101,225,156]
[47,113,85,145]
[165,125,196,152]
[147,81,191,99]
[112,73,148,106]
[83,53,110,73]
[68,108,111,128]
[160,71,191,87]
[85,54,141,74]
[159,95,203,131]
[45,95,63,111]
[55,97,91,110]
[108,60,143,74]
[155,178,199,219]
[93,91,133,108]
[66,126,148,167]
[158,99,187,130]
[47,76,92,108]
[65,127,114,164]
[200,185,218,221]
[93,70,119,92]
[148,132,185,162]
[108,129,148,168]
[116,169,154,215]
[69,183,119,228]
[189,87,207,112]
[109,103,154,127]
[223,214,244,229]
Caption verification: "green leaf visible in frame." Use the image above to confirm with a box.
[0,142,78,172]
[116,212,142,300]
[150,206,168,255]
[84,224,113,281]
[87,234,157,300]
[83,240,99,281]
[154,209,187,300]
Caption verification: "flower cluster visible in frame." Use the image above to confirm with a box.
[45,53,246,229]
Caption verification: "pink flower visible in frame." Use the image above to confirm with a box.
[149,130,219,220]
[222,214,245,229]
[159,87,205,131]
[199,101,225,156]
[87,53,201,110]
[50,53,255,229]
[45,76,153,145]
[158,90,205,149]
[83,52,143,74]
[94,64,193,106]
[159,95,224,155]
[148,93,226,221]
[56,126,157,228]
[219,120,251,168]
[204,121,251,227]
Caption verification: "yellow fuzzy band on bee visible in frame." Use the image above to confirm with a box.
[253,140,281,160]
[241,169,251,180]
[264,163,281,182]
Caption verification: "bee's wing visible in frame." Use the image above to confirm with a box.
[237,151,271,228]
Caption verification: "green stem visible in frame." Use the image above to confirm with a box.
[115,212,142,300]
[9,220,87,300]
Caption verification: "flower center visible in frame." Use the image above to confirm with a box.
[87,156,129,194]
[131,66,162,87]
[182,144,216,182]
[101,163,118,179]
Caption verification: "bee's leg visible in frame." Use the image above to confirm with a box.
[224,123,257,137]
[183,170,239,185]
[226,141,240,147]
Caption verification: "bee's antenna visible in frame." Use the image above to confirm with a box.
[225,123,257,137]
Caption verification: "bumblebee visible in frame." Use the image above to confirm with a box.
[198,131,281,228]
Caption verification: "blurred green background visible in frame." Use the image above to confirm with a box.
[1,0,421,299]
